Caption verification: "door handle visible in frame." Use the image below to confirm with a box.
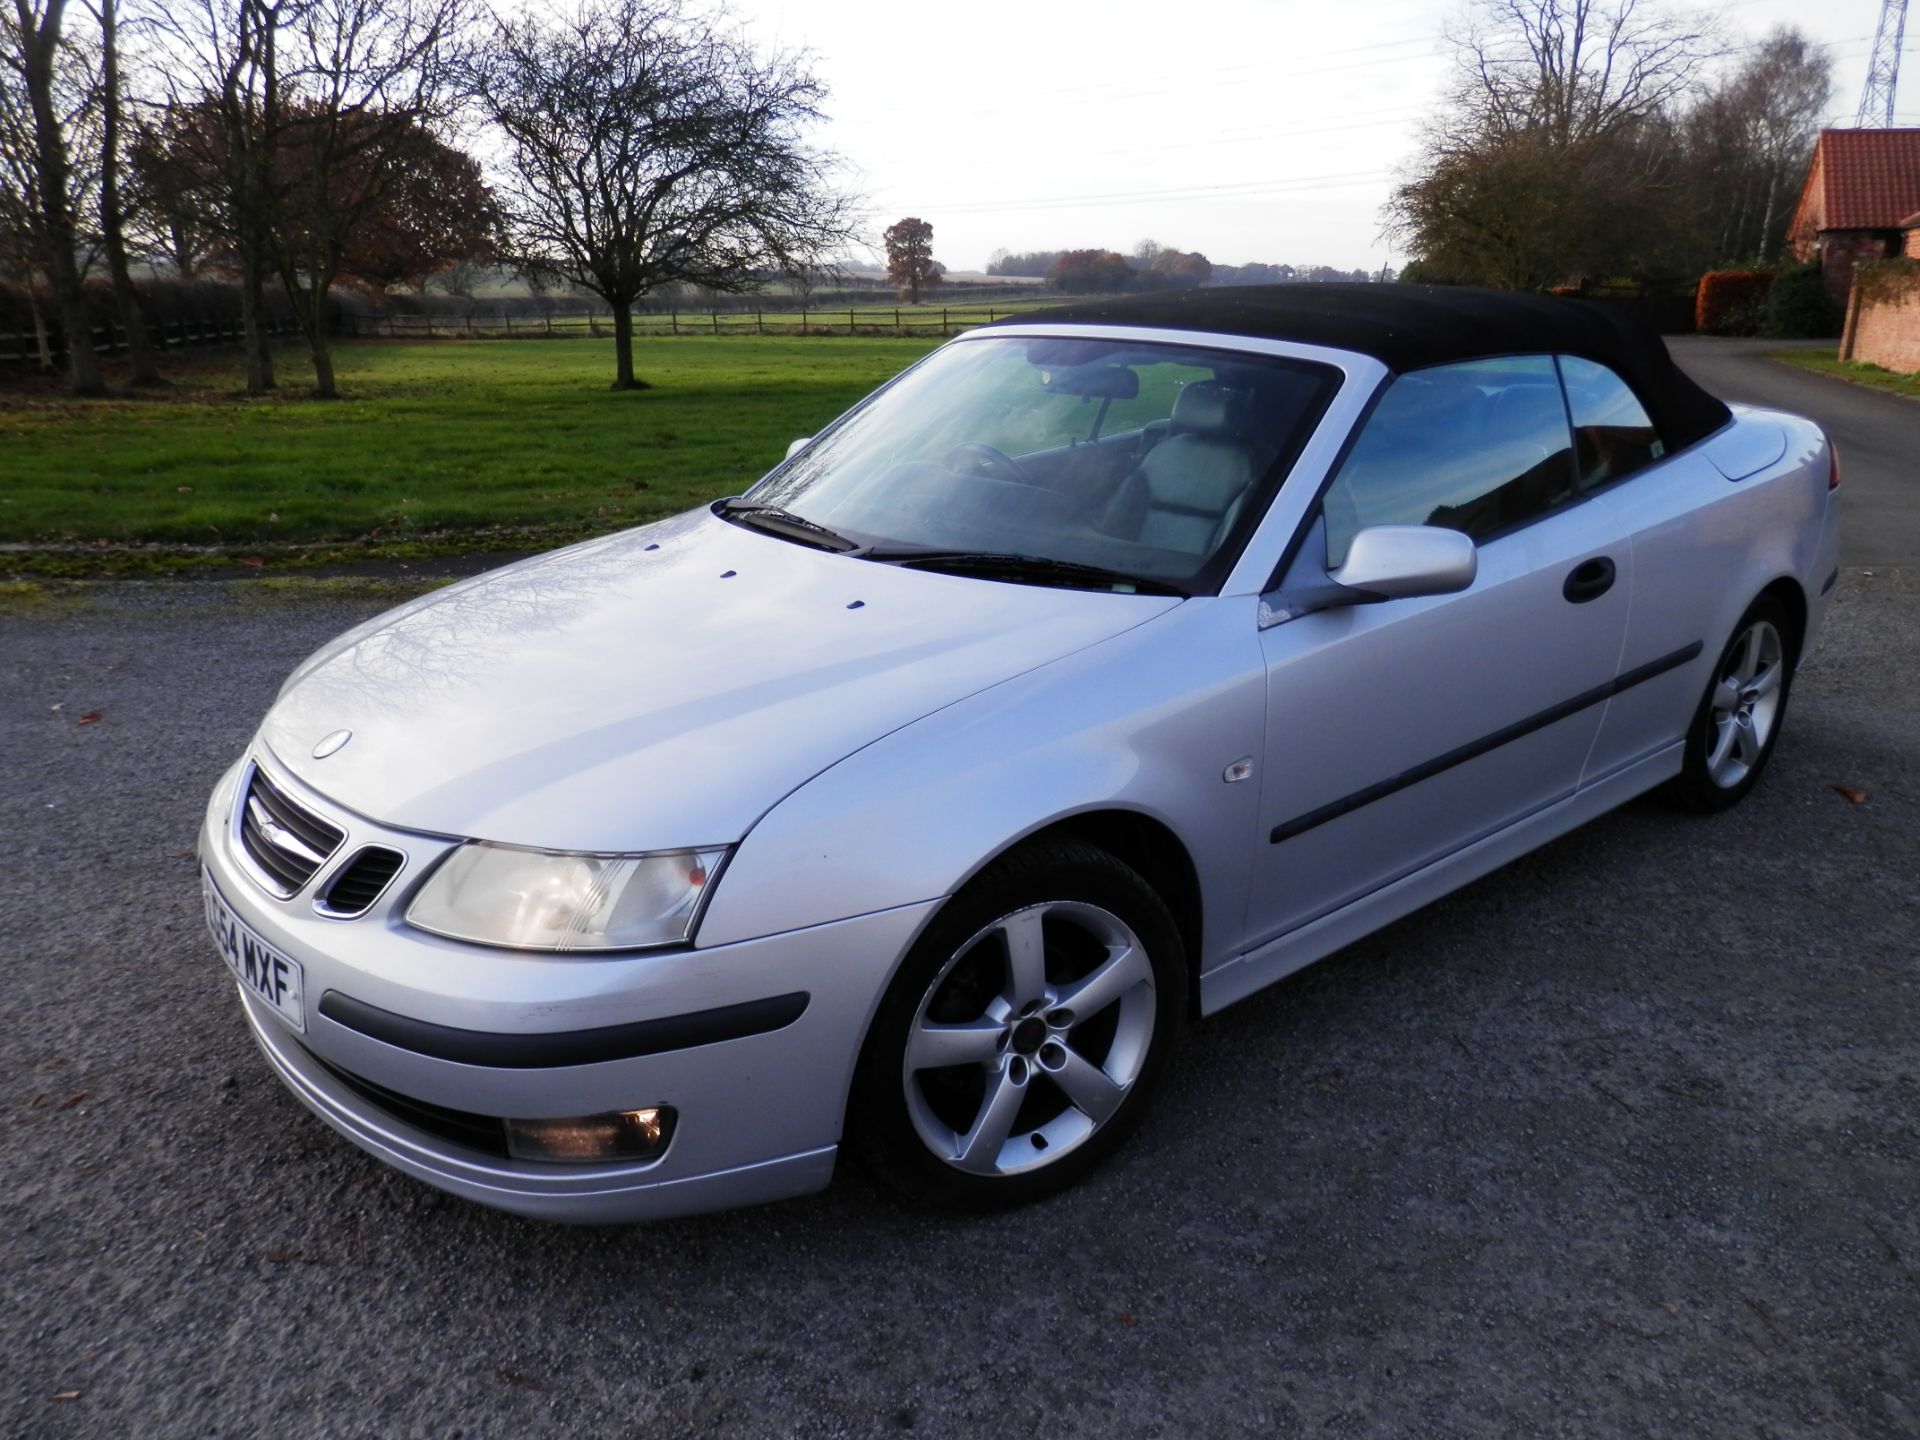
[1563,556,1616,604]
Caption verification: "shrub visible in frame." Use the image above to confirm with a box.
[1695,269,1774,336]
[1763,261,1839,338]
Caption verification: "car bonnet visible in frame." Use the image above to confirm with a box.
[259,509,1180,852]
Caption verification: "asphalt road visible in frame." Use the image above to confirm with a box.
[4,354,1919,1439]
[1670,337,1920,568]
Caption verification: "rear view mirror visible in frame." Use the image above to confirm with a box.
[1040,364,1139,400]
[1331,525,1477,601]
[785,436,813,461]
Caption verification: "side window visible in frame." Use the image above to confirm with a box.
[1558,355,1664,490]
[1322,356,1576,568]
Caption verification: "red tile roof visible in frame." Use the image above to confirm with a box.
[1810,129,1920,231]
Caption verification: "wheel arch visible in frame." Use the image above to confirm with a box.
[1757,574,1808,663]
[999,810,1206,1018]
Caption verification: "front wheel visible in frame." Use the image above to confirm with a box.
[1670,596,1796,812]
[851,840,1185,1209]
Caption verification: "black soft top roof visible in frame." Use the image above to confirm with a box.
[1003,283,1731,451]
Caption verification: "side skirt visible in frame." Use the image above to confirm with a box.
[1199,741,1684,1016]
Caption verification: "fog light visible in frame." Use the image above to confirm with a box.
[502,1107,676,1164]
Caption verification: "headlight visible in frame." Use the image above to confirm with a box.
[405,842,728,951]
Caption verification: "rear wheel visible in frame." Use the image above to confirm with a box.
[851,839,1185,1209]
[1671,596,1796,812]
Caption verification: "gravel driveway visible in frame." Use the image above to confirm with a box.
[3,558,1916,1439]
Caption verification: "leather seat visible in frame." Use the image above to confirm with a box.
[1102,383,1259,555]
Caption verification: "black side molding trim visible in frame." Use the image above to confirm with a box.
[1270,640,1704,845]
[318,989,810,1069]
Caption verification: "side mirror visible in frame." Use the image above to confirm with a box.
[1330,525,1477,601]
[1259,524,1476,628]
[785,436,813,461]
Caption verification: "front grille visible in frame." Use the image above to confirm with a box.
[317,847,406,918]
[306,1046,510,1158]
[238,764,344,897]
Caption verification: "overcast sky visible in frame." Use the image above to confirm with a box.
[727,0,1913,274]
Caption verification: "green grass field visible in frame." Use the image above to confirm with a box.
[1769,349,1920,400]
[0,336,941,551]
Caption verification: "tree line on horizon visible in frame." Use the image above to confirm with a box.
[984,241,1386,291]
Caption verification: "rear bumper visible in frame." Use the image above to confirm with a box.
[201,754,940,1223]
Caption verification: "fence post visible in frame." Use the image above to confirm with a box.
[942,307,949,336]
[712,310,719,335]
[894,307,901,332]
[848,308,855,335]
[800,308,807,332]
[671,309,678,335]
[988,309,995,324]
[756,309,763,335]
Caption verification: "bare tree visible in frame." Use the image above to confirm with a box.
[473,0,855,390]
[1682,28,1829,262]
[147,0,291,393]
[93,0,159,383]
[1444,0,1720,149]
[3,0,105,393]
[1388,0,1721,287]
[265,0,469,396]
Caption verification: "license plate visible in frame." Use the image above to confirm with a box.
[203,868,305,1031]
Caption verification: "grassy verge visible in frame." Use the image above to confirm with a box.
[0,336,941,564]
[1768,349,1920,400]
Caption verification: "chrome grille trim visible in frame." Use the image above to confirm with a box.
[231,761,346,899]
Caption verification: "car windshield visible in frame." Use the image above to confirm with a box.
[736,335,1340,592]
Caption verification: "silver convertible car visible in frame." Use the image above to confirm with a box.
[200,286,1840,1222]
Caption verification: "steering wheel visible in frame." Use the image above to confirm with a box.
[945,442,1039,487]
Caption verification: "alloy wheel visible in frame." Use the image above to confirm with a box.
[1705,618,1784,789]
[902,900,1157,1178]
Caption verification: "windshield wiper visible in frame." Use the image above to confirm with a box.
[864,548,1186,596]
[716,499,862,552]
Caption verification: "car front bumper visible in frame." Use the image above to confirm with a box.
[200,755,938,1223]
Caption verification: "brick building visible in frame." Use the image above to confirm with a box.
[1788,129,1920,307]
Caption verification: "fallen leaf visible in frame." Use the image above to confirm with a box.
[49,702,63,711]
[55,1091,88,1110]
[237,557,265,569]
[1831,784,1868,805]
[52,1391,81,1402]
[1114,1312,1138,1327]
[176,485,193,493]
[498,1368,543,1390]
[76,711,101,726]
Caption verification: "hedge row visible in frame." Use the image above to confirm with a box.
[1692,264,1839,339]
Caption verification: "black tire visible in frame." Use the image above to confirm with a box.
[1670,594,1798,813]
[850,838,1186,1210]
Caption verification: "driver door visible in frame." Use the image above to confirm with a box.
[1243,357,1635,951]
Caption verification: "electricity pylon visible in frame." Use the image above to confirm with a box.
[1856,0,1909,128]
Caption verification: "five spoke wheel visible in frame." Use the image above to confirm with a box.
[1705,619,1784,789]
[904,901,1156,1177]
[1673,595,1797,813]
[854,839,1183,1207]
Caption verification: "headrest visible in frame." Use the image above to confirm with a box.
[1172,382,1232,432]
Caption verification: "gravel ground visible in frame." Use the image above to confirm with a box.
[2,566,1916,1440]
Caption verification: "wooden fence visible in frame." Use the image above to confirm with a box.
[0,314,301,368]
[339,303,1032,342]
